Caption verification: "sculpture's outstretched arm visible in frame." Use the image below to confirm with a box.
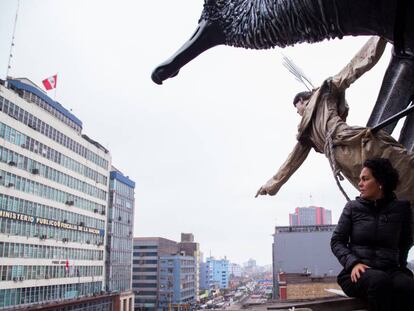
[255,142,311,197]
[331,37,387,92]
[151,20,225,85]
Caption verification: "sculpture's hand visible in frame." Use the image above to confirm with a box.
[255,179,277,197]
[255,186,267,198]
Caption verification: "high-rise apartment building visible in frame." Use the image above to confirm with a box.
[132,237,178,310]
[205,257,229,290]
[158,255,195,310]
[105,167,136,309]
[178,233,200,302]
[289,206,332,226]
[133,236,199,311]
[0,78,111,309]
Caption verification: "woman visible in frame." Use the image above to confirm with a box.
[255,36,414,208]
[331,158,414,311]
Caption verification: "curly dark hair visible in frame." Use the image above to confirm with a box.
[293,91,313,106]
[363,158,399,197]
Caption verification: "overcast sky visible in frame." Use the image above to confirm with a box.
[1,0,410,265]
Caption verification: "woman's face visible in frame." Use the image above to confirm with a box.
[358,167,383,200]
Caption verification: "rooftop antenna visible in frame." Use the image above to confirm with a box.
[6,0,20,80]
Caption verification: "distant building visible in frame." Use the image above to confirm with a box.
[230,263,243,278]
[244,258,259,275]
[199,261,208,291]
[133,236,198,310]
[105,167,135,308]
[289,206,332,226]
[272,225,342,299]
[178,233,200,301]
[246,258,257,268]
[133,237,178,310]
[159,255,196,310]
[206,257,229,290]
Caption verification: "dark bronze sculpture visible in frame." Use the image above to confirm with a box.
[151,0,414,149]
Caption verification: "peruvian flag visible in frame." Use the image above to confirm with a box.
[65,259,69,272]
[42,74,57,91]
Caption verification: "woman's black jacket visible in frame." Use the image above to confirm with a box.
[331,196,412,272]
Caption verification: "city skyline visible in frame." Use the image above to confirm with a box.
[1,0,411,265]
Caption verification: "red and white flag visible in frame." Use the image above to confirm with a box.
[65,259,69,272]
[42,74,57,91]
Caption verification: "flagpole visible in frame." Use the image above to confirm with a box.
[53,72,58,101]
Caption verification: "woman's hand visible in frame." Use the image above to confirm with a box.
[351,263,370,283]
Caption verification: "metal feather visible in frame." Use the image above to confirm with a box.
[281,54,314,91]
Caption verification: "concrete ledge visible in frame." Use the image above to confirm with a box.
[266,297,368,311]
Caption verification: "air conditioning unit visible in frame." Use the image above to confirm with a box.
[86,240,90,244]
[13,277,18,282]
[6,183,14,188]
[79,222,85,226]
[100,210,106,215]
[31,168,39,174]
[118,216,122,221]
[63,219,68,223]
[19,276,24,281]
[7,160,16,166]
[65,200,74,206]
[94,208,98,213]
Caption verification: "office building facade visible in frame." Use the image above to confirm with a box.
[272,224,342,298]
[178,233,200,301]
[205,257,229,290]
[105,168,135,293]
[199,261,207,291]
[0,78,111,309]
[158,255,196,310]
[105,168,135,310]
[132,237,178,310]
[289,206,332,226]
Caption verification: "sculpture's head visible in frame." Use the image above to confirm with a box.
[151,0,339,84]
[151,0,228,85]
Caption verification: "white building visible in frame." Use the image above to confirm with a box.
[230,263,243,278]
[0,78,112,309]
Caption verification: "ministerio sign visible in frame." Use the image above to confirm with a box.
[0,209,104,236]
